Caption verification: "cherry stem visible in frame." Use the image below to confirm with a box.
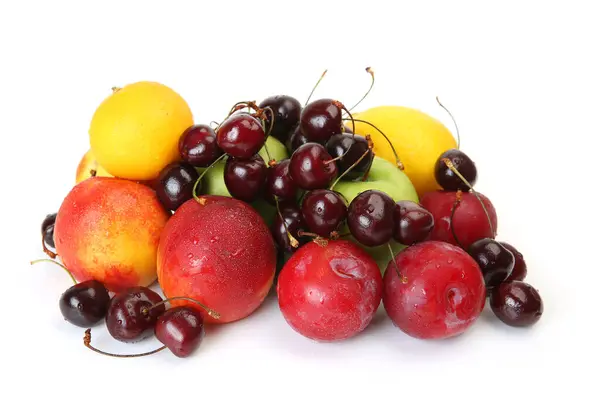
[274,197,299,248]
[193,153,228,204]
[387,243,407,283]
[228,101,259,117]
[361,157,373,182]
[297,231,328,247]
[209,121,220,129]
[436,96,460,149]
[305,69,328,106]
[343,118,404,170]
[41,234,58,259]
[84,329,166,358]
[348,67,375,112]
[145,296,221,319]
[329,135,373,190]
[442,158,495,237]
[30,258,76,285]
[450,190,464,248]
[111,87,121,93]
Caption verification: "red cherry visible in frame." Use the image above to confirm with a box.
[499,242,528,282]
[155,306,205,358]
[217,114,265,159]
[224,154,267,202]
[288,143,337,190]
[179,124,223,167]
[392,200,434,246]
[300,99,343,142]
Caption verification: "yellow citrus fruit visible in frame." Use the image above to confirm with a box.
[349,106,457,197]
[89,81,194,181]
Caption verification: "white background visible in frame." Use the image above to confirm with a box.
[1,1,598,399]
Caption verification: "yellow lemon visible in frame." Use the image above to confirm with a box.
[89,81,194,181]
[349,106,457,197]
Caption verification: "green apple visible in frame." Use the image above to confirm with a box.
[333,156,419,271]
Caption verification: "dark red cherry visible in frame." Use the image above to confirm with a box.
[258,95,302,143]
[105,286,165,343]
[326,133,373,181]
[41,213,57,248]
[155,162,200,212]
[468,238,515,288]
[270,204,308,253]
[155,306,205,358]
[435,149,478,191]
[289,143,337,190]
[178,124,222,167]
[286,125,310,154]
[217,113,266,159]
[224,154,267,202]
[499,242,528,282]
[393,200,434,245]
[59,280,110,327]
[301,189,347,237]
[490,281,543,327]
[347,190,395,247]
[300,99,343,142]
[264,159,298,204]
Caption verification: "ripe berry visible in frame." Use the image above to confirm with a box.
[155,306,206,358]
[179,124,222,167]
[217,113,266,159]
[499,242,528,282]
[468,238,515,288]
[271,205,308,253]
[301,189,347,238]
[59,280,110,327]
[224,154,267,202]
[264,159,298,204]
[347,190,395,247]
[326,133,373,181]
[393,200,434,245]
[41,213,57,248]
[258,95,302,143]
[155,162,200,212]
[490,281,543,327]
[289,143,337,190]
[300,99,343,142]
[435,149,477,191]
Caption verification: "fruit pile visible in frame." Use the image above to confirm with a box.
[36,70,543,358]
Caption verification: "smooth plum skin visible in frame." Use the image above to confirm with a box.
[383,241,486,339]
[499,242,528,282]
[490,281,543,327]
[277,240,383,342]
[325,133,374,181]
[393,200,434,245]
[435,149,478,191]
[289,143,338,190]
[347,190,395,247]
[179,124,222,167]
[300,98,343,142]
[259,95,302,143]
[468,238,515,288]
[217,114,266,159]
[301,189,347,237]
[264,159,298,204]
[105,286,165,343]
[59,280,110,327]
[224,154,267,202]
[155,162,200,212]
[420,190,498,249]
[155,306,205,358]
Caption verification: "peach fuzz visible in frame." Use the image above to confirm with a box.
[54,177,170,292]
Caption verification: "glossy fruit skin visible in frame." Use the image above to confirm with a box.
[393,200,434,245]
[383,241,486,339]
[259,95,302,143]
[224,154,267,202]
[420,190,498,249]
[490,281,543,327]
[325,133,373,181]
[277,240,383,342]
[155,162,200,211]
[105,286,165,343]
[270,204,308,253]
[434,149,478,191]
[301,189,347,237]
[59,280,110,327]
[468,238,515,288]
[286,125,310,154]
[42,213,57,248]
[178,124,222,167]
[300,99,343,142]
[217,114,266,159]
[499,242,528,282]
[289,143,337,190]
[155,306,205,358]
[264,159,298,204]
[347,190,395,247]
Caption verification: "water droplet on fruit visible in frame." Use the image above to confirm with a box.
[210,236,219,244]
[117,319,123,325]
[193,238,199,245]
[461,271,465,279]
[232,248,244,257]
[447,259,454,264]
[187,253,194,259]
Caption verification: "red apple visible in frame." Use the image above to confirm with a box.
[157,195,276,324]
[277,239,383,342]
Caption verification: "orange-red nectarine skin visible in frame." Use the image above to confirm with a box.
[157,196,277,324]
[54,177,170,292]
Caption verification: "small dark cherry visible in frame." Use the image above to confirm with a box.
[326,133,374,181]
[224,154,267,202]
[105,286,166,343]
[287,125,310,154]
[301,189,347,238]
[288,143,337,190]
[468,238,515,288]
[490,281,543,327]
[393,200,434,245]
[155,306,206,358]
[271,204,308,253]
[300,99,343,142]
[499,242,528,282]
[59,280,111,327]
[347,190,395,247]
[258,95,302,143]
[265,159,298,204]
[179,124,222,167]
[217,113,266,159]
[155,162,200,212]
[42,213,57,248]
[435,149,478,191]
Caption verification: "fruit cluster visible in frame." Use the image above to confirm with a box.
[36,70,543,358]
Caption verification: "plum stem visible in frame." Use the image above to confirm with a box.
[274,197,299,248]
[30,258,76,285]
[40,234,58,260]
[83,329,166,358]
[442,158,495,237]
[192,153,228,204]
[436,96,460,149]
[342,118,404,170]
[329,135,373,190]
[348,67,375,112]
[145,296,221,319]
[305,69,328,106]
[387,243,408,283]
[450,190,464,248]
